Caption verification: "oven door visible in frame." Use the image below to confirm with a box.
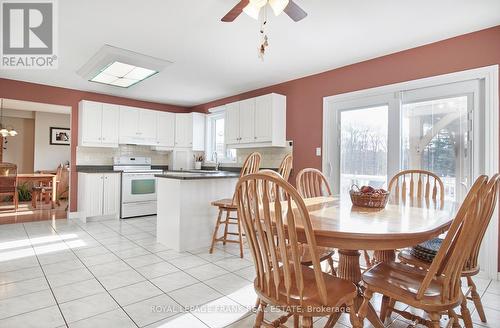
[122,173,157,204]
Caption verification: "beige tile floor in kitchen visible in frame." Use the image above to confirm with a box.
[0,216,498,328]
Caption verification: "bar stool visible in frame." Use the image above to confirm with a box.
[209,152,261,258]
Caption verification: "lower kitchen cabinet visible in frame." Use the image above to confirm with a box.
[77,172,121,222]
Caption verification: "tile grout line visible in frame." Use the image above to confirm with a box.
[80,218,257,327]
[20,221,70,328]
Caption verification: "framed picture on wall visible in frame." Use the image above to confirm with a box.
[50,127,70,146]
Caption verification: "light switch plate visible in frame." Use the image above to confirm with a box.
[316,147,321,156]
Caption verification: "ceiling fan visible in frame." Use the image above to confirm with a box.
[221,0,307,22]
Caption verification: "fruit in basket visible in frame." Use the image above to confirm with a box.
[359,186,387,194]
[360,185,375,193]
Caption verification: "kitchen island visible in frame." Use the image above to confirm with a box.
[155,171,240,252]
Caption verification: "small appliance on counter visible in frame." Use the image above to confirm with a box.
[113,156,163,219]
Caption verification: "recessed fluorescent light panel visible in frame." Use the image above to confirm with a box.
[90,61,157,88]
[77,45,173,89]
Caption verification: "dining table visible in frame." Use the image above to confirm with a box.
[299,196,458,328]
[17,173,57,209]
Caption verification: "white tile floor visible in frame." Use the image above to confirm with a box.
[0,216,498,328]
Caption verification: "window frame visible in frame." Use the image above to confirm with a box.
[205,110,236,164]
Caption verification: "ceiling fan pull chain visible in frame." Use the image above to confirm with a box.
[258,7,269,60]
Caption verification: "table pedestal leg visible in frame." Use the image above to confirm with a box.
[338,249,385,328]
[373,250,396,264]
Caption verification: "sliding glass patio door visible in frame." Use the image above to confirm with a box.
[401,81,478,201]
[326,79,480,201]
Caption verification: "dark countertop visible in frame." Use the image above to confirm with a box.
[76,165,168,173]
[202,166,279,173]
[156,170,239,180]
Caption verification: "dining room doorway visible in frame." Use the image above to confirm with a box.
[0,99,72,224]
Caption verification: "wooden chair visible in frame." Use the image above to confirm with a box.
[32,165,64,209]
[398,173,500,327]
[295,168,338,274]
[235,172,360,328]
[56,165,69,201]
[296,168,332,199]
[278,154,293,182]
[209,152,261,258]
[369,169,446,265]
[388,169,445,208]
[358,175,492,328]
[0,163,18,211]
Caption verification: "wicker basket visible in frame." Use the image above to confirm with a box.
[349,185,390,209]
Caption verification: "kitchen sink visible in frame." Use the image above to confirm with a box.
[187,169,222,173]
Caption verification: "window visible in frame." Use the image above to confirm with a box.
[324,79,481,202]
[340,105,388,194]
[206,112,236,162]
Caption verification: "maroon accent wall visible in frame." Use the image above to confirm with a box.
[191,25,500,270]
[0,79,192,212]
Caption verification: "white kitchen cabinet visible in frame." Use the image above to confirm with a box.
[78,100,120,148]
[119,106,158,145]
[118,106,139,143]
[156,111,176,148]
[138,110,158,144]
[224,103,240,144]
[77,172,121,222]
[102,174,121,216]
[175,113,192,148]
[101,104,120,145]
[174,113,205,151]
[239,98,256,143]
[224,93,286,148]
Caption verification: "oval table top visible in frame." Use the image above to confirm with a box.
[302,196,458,250]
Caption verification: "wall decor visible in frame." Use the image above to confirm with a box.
[50,127,70,145]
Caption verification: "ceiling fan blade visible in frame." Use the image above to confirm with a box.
[221,0,250,22]
[283,0,307,22]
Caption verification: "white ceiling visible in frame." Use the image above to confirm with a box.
[1,0,499,107]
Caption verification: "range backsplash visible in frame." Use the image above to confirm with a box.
[76,145,171,166]
[219,142,293,169]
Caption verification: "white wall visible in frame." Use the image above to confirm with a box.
[34,112,71,171]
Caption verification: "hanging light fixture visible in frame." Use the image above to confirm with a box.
[269,0,289,15]
[0,99,18,138]
[243,0,290,19]
[243,0,267,20]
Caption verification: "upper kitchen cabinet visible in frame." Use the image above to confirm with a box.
[78,100,120,148]
[174,112,205,151]
[224,93,286,148]
[155,111,176,148]
[224,103,240,145]
[119,106,158,145]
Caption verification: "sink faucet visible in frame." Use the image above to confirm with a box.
[212,151,220,171]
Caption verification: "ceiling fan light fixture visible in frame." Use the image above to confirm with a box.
[243,2,261,20]
[269,0,289,15]
[249,0,267,8]
[0,128,8,138]
[8,129,17,137]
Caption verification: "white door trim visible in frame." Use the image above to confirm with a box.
[323,65,499,279]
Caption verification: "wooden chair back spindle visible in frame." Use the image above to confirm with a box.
[278,154,293,182]
[388,170,444,208]
[416,175,488,303]
[236,173,329,306]
[296,168,332,199]
[239,152,262,178]
[463,174,500,273]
